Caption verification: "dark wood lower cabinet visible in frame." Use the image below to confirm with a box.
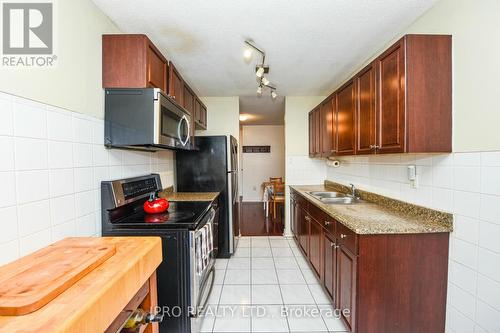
[290,189,449,333]
[309,215,323,277]
[323,232,337,300]
[297,207,309,256]
[337,245,357,331]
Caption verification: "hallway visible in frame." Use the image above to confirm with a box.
[240,203,284,236]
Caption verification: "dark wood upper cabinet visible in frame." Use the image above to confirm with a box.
[336,80,356,156]
[320,97,334,157]
[309,108,321,157]
[375,39,406,153]
[355,64,377,155]
[168,62,184,106]
[183,85,195,115]
[404,34,452,152]
[194,98,208,130]
[374,35,452,153]
[308,34,451,157]
[103,34,168,92]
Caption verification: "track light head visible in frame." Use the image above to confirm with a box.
[257,86,262,95]
[261,77,270,86]
[256,66,265,78]
[271,90,277,99]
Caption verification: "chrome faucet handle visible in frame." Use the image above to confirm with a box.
[349,183,356,198]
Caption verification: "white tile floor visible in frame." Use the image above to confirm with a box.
[200,236,349,333]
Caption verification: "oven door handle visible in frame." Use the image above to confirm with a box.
[194,265,215,318]
[177,115,190,147]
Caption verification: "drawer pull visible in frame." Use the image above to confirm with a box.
[305,216,311,222]
[340,233,347,239]
[324,221,332,226]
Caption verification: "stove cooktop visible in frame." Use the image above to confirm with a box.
[112,201,212,229]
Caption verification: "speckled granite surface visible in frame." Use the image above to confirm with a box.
[290,181,453,235]
[158,188,219,202]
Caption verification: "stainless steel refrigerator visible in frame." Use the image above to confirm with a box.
[175,135,240,257]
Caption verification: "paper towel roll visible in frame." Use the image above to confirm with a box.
[327,160,340,168]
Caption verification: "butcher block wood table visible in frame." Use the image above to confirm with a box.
[0,237,162,333]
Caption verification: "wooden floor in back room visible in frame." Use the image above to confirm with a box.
[240,202,284,236]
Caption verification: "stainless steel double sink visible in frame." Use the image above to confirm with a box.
[307,191,364,205]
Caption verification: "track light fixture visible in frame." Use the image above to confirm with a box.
[244,39,278,100]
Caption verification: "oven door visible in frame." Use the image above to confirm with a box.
[154,92,191,149]
[189,207,217,332]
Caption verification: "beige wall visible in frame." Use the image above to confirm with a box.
[0,0,119,118]
[284,96,325,157]
[241,125,285,201]
[283,96,326,236]
[326,0,500,152]
[198,97,240,142]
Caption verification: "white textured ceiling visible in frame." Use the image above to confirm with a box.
[239,96,285,125]
[92,0,437,96]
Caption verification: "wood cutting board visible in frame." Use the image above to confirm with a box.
[0,238,116,316]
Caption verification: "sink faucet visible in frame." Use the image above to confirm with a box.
[349,183,357,198]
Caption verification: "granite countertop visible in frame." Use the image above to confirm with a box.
[290,182,453,235]
[158,189,220,202]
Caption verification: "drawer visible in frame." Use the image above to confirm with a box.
[308,202,336,235]
[337,222,358,255]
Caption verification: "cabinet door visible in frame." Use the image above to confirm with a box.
[183,85,195,115]
[375,40,406,153]
[146,44,167,91]
[168,62,184,105]
[337,246,357,330]
[309,111,315,157]
[309,217,323,278]
[298,209,309,256]
[356,64,376,155]
[324,232,337,301]
[320,97,334,157]
[201,102,208,128]
[314,108,321,155]
[336,81,356,155]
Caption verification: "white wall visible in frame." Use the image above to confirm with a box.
[197,97,240,142]
[283,96,326,236]
[0,0,120,119]
[0,91,175,265]
[241,125,285,202]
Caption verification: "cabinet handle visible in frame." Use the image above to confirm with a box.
[370,145,380,149]
[324,221,331,226]
[330,242,336,248]
[305,216,311,222]
[340,233,347,239]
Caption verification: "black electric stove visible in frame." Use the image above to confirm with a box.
[101,174,220,333]
[112,201,212,229]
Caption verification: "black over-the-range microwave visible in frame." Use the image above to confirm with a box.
[104,88,192,151]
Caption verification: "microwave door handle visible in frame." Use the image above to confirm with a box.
[177,115,190,147]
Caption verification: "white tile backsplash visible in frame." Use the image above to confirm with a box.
[325,151,500,332]
[13,101,47,139]
[47,108,73,142]
[15,138,48,170]
[0,92,175,266]
[0,96,14,136]
[0,137,15,171]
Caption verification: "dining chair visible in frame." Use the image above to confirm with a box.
[271,182,285,220]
